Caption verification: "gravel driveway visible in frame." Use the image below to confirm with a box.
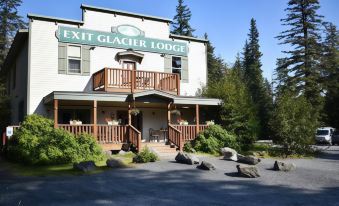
[1,146,339,206]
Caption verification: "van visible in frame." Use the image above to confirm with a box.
[315,127,335,145]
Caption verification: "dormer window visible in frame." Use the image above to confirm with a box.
[68,45,81,74]
[172,56,182,79]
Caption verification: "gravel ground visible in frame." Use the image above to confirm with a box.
[0,146,339,206]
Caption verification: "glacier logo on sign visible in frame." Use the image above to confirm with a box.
[57,26,188,56]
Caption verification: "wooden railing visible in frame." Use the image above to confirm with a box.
[93,68,180,95]
[128,125,141,151]
[58,124,94,136]
[172,124,209,142]
[168,124,183,151]
[97,125,128,144]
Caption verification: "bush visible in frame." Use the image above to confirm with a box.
[191,125,238,155]
[76,133,104,162]
[7,114,104,165]
[133,147,158,163]
[270,93,318,156]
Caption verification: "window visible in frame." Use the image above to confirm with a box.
[172,56,182,79]
[68,45,81,74]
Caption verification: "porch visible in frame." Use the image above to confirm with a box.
[43,90,221,152]
[93,68,180,95]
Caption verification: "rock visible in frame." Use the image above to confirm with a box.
[106,158,125,168]
[118,150,126,155]
[121,143,130,151]
[104,150,112,156]
[220,147,238,161]
[175,152,200,165]
[237,154,261,165]
[273,161,296,172]
[73,161,96,172]
[197,161,216,170]
[237,165,260,178]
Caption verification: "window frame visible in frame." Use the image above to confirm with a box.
[171,56,182,79]
[67,44,82,75]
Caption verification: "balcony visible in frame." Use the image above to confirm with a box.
[93,68,180,95]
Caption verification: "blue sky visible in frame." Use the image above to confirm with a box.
[18,0,339,80]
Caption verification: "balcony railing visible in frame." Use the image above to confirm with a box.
[93,68,180,95]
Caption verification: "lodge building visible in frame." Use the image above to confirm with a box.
[1,4,220,151]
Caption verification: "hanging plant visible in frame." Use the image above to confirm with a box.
[130,108,140,116]
[170,109,181,116]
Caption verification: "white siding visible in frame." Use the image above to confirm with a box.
[27,9,207,115]
[10,40,28,124]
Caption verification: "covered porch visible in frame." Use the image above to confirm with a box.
[43,91,220,151]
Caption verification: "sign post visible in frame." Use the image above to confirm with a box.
[6,126,14,138]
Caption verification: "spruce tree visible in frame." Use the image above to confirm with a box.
[204,33,224,84]
[321,22,339,128]
[242,18,273,139]
[171,0,195,37]
[276,0,323,111]
[0,0,26,67]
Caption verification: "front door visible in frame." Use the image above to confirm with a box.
[131,112,143,135]
[122,61,136,70]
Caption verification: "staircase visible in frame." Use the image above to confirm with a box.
[141,142,178,159]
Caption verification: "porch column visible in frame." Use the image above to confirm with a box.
[196,104,200,134]
[53,99,58,128]
[128,102,131,125]
[93,100,97,138]
[167,102,172,124]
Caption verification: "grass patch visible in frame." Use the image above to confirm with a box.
[245,143,316,159]
[0,156,109,177]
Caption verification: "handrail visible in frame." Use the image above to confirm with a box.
[172,124,209,142]
[168,124,183,151]
[92,67,180,95]
[129,124,141,151]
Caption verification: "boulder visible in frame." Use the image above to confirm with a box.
[220,147,238,161]
[175,152,200,165]
[273,161,296,172]
[118,150,127,155]
[237,154,261,165]
[197,161,216,170]
[236,165,260,178]
[106,158,125,168]
[73,161,96,172]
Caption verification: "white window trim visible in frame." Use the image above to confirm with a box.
[67,44,82,75]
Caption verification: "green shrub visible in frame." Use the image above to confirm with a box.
[191,125,238,155]
[76,133,104,162]
[7,114,104,165]
[183,142,195,153]
[133,146,158,163]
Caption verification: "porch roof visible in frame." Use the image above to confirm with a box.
[43,90,221,106]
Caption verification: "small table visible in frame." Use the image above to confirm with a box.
[159,129,168,142]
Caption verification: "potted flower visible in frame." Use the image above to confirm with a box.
[70,120,82,125]
[179,120,188,125]
[206,120,215,126]
[170,109,181,116]
[130,108,140,116]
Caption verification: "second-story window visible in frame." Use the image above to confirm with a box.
[68,45,81,74]
[172,56,182,79]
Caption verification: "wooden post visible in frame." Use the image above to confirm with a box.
[93,100,97,138]
[176,74,180,95]
[104,68,108,92]
[167,102,171,124]
[196,104,200,134]
[54,99,58,128]
[179,132,183,151]
[131,70,135,93]
[2,132,6,146]
[137,132,142,152]
[154,73,158,90]
[128,102,131,125]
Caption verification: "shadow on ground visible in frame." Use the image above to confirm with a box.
[0,163,338,206]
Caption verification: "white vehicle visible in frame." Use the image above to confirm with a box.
[315,127,335,145]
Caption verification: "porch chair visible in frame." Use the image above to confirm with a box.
[149,128,160,142]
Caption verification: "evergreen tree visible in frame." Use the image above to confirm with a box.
[171,0,195,37]
[203,66,259,150]
[321,22,339,128]
[242,18,273,139]
[204,33,225,84]
[0,0,26,67]
[276,0,323,111]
